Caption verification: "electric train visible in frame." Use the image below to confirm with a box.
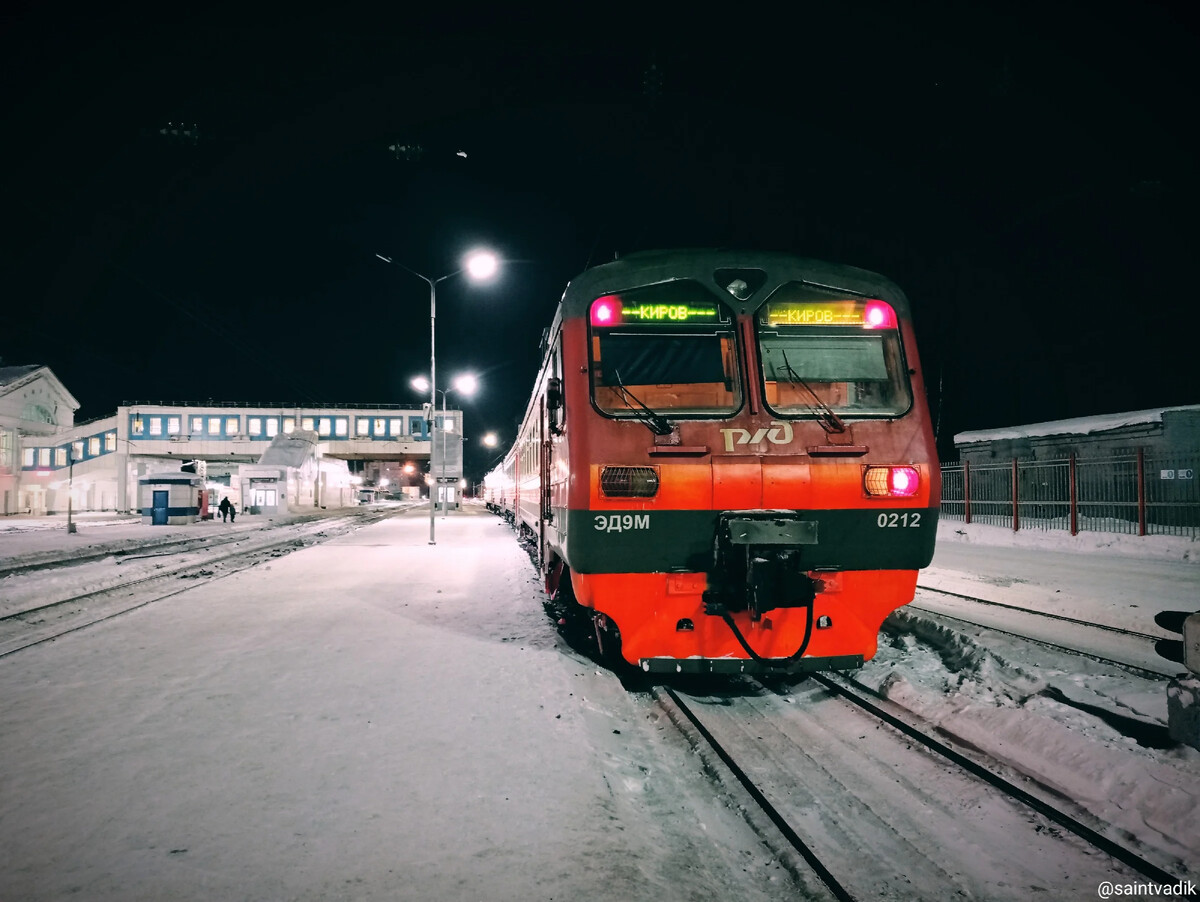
[483,249,939,673]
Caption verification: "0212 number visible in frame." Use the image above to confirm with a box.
[877,512,921,528]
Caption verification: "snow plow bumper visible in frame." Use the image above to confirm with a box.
[638,653,864,675]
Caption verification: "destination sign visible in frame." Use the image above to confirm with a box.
[591,295,724,327]
[622,303,720,322]
[762,300,896,329]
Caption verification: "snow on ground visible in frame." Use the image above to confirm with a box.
[0,509,814,901]
[854,519,1200,873]
[0,508,1197,898]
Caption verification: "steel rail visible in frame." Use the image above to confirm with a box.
[904,602,1173,680]
[0,509,399,659]
[657,685,856,902]
[812,672,1190,890]
[914,583,1162,641]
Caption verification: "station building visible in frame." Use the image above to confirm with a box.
[0,364,468,517]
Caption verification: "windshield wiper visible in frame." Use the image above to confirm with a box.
[778,351,847,434]
[611,370,674,436]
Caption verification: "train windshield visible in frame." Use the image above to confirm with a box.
[589,281,741,419]
[756,283,913,418]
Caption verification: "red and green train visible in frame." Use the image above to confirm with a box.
[483,249,939,674]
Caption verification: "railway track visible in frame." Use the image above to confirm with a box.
[911,583,1175,678]
[0,508,403,659]
[653,674,1194,901]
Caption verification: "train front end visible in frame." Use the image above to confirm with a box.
[559,252,939,674]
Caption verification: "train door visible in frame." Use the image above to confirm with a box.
[151,490,169,525]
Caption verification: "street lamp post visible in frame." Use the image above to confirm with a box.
[413,373,477,518]
[376,250,498,544]
[66,449,77,534]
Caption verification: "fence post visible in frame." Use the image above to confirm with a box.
[1012,457,1020,532]
[1137,447,1146,537]
[963,459,971,524]
[1069,452,1078,536]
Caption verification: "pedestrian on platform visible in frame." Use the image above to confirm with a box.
[218,496,232,523]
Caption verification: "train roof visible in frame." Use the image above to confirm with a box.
[561,249,912,318]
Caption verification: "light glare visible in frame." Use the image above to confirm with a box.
[465,250,498,281]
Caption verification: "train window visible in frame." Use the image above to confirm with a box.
[756,283,912,418]
[266,418,279,437]
[589,281,741,418]
[167,416,181,435]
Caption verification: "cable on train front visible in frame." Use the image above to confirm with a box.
[544,251,940,675]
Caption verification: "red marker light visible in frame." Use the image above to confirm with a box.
[862,300,897,329]
[864,465,921,497]
[591,296,622,326]
[889,466,919,496]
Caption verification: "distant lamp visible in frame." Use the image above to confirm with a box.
[483,433,498,448]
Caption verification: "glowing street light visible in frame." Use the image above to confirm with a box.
[376,248,499,544]
[483,432,498,448]
[411,373,477,518]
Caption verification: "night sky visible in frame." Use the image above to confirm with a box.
[3,3,1198,479]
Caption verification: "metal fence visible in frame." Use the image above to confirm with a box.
[940,450,1200,538]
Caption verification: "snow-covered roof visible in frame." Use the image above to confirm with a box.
[0,364,82,410]
[0,365,43,387]
[954,404,1200,445]
[257,429,318,468]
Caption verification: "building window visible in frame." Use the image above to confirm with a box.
[131,416,145,436]
[389,418,402,436]
[283,418,295,434]
[55,447,67,466]
[335,417,348,437]
[191,416,204,435]
[73,441,84,460]
[105,432,116,451]
[266,418,279,437]
[167,416,181,435]
[208,417,221,435]
[301,417,315,432]
[23,448,35,467]
[0,431,12,470]
[249,417,262,436]
[22,402,55,425]
[409,416,424,438]
[356,417,370,436]
[88,437,100,456]
[149,417,163,436]
[38,448,51,467]
[226,417,239,435]
[443,415,457,434]
[318,417,331,436]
